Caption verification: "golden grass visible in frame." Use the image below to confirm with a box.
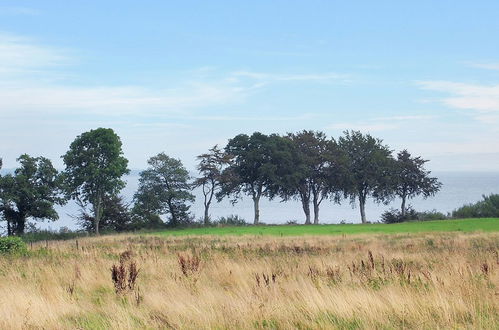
[0,232,498,329]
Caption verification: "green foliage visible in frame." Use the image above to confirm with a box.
[212,214,247,226]
[219,132,296,224]
[78,195,134,232]
[392,150,442,216]
[194,145,231,225]
[62,128,129,234]
[382,207,448,223]
[452,194,499,218]
[0,154,64,235]
[133,152,194,227]
[282,130,345,224]
[0,236,28,254]
[338,130,394,223]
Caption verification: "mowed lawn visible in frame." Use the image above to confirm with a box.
[152,218,499,237]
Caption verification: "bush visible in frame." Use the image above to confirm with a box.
[452,194,499,218]
[0,236,28,254]
[381,206,447,224]
[212,215,247,226]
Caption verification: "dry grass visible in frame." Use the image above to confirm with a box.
[0,232,498,329]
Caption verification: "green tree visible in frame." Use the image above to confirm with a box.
[133,152,194,227]
[77,195,133,232]
[393,150,442,217]
[283,131,344,224]
[62,128,129,234]
[0,154,65,235]
[338,130,394,223]
[194,145,231,225]
[219,132,294,224]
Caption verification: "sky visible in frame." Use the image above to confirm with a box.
[1,1,499,172]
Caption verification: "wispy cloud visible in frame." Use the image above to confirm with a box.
[0,6,40,16]
[0,32,69,76]
[231,70,350,85]
[328,122,399,132]
[465,62,499,71]
[417,81,499,118]
[327,114,434,133]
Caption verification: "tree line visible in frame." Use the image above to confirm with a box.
[0,128,441,235]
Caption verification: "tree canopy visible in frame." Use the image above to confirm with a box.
[133,152,194,227]
[392,150,442,216]
[339,130,395,223]
[0,154,65,235]
[62,128,129,234]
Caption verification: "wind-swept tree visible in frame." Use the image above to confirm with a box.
[0,154,65,235]
[133,152,194,227]
[62,128,129,235]
[338,130,394,223]
[393,150,442,217]
[283,131,344,224]
[219,133,294,224]
[194,145,231,225]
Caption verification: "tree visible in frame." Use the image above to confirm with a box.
[338,130,394,224]
[283,131,344,224]
[0,154,64,235]
[133,152,194,227]
[194,145,231,225]
[62,128,129,235]
[393,150,442,217]
[77,195,133,232]
[219,132,293,224]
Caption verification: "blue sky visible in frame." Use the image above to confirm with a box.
[1,1,499,171]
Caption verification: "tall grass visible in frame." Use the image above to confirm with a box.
[0,232,497,329]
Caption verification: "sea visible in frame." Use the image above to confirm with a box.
[39,171,499,230]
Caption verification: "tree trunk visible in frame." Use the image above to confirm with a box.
[401,195,407,217]
[94,195,103,235]
[14,215,26,236]
[204,206,210,225]
[359,195,367,224]
[313,201,320,225]
[313,194,320,224]
[302,199,311,224]
[253,196,260,225]
[7,219,11,236]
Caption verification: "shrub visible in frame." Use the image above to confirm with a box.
[212,215,247,226]
[381,206,448,223]
[452,194,499,218]
[0,236,28,254]
[381,207,418,224]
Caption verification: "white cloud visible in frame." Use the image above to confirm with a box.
[0,7,40,16]
[0,33,68,75]
[232,70,349,83]
[417,81,499,116]
[466,62,499,71]
[328,122,398,132]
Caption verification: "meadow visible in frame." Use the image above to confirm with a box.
[0,219,497,329]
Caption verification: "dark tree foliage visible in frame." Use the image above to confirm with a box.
[219,132,295,224]
[77,195,133,232]
[0,154,65,235]
[282,131,345,224]
[393,150,442,217]
[338,130,395,223]
[62,128,129,235]
[133,152,194,227]
[193,145,231,225]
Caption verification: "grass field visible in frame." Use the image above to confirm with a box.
[153,218,499,237]
[0,219,498,329]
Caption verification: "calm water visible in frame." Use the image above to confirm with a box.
[42,171,499,230]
